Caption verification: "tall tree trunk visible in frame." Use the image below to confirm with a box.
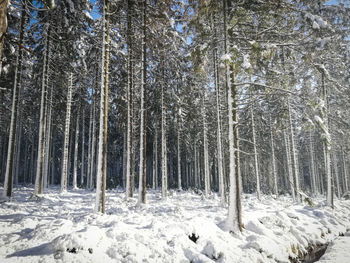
[223,0,241,233]
[153,129,158,189]
[213,37,224,203]
[126,0,135,198]
[80,109,85,187]
[95,0,110,213]
[177,118,181,190]
[284,129,295,201]
[342,149,348,193]
[251,100,260,200]
[288,97,300,202]
[332,152,341,198]
[270,115,278,196]
[138,0,147,204]
[60,72,73,192]
[73,110,80,189]
[320,72,333,207]
[3,1,26,197]
[87,102,93,189]
[34,20,50,195]
[43,84,53,189]
[89,87,97,189]
[202,93,210,197]
[309,131,317,196]
[161,63,167,199]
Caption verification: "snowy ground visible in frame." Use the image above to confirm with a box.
[318,233,350,263]
[1,187,350,263]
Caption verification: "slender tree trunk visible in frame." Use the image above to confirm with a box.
[126,0,135,198]
[87,103,93,189]
[43,84,53,190]
[34,21,50,195]
[138,0,147,204]
[251,100,260,200]
[90,90,97,189]
[73,111,80,189]
[309,131,317,196]
[81,109,85,187]
[60,72,73,192]
[202,93,210,197]
[95,0,110,213]
[332,152,341,198]
[177,119,181,190]
[214,49,224,202]
[342,149,348,193]
[270,115,278,196]
[288,97,300,202]
[284,129,295,201]
[161,64,167,199]
[153,129,158,189]
[3,2,26,197]
[223,0,241,232]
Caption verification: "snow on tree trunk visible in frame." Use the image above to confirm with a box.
[43,84,53,190]
[87,104,93,189]
[81,109,85,187]
[161,72,167,200]
[35,22,50,195]
[342,150,348,193]
[60,72,73,193]
[125,0,134,198]
[288,97,300,203]
[213,48,224,203]
[138,0,147,205]
[332,153,341,198]
[153,129,158,189]
[309,131,317,196]
[251,102,260,200]
[95,0,110,213]
[177,118,182,190]
[3,3,26,198]
[223,0,241,233]
[73,111,80,189]
[269,115,278,196]
[284,129,295,201]
[202,92,210,197]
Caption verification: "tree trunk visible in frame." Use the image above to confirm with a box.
[202,93,210,197]
[251,99,260,200]
[73,110,80,189]
[138,0,147,204]
[309,131,317,196]
[284,129,295,201]
[95,0,110,213]
[34,21,50,195]
[43,84,53,189]
[81,109,85,187]
[177,118,181,190]
[288,97,300,202]
[60,72,73,192]
[270,115,278,196]
[126,0,135,198]
[223,0,241,233]
[87,103,93,189]
[3,1,26,197]
[161,64,167,199]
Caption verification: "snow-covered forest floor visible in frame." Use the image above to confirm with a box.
[1,187,350,263]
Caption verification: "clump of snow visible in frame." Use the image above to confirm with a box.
[1,187,350,263]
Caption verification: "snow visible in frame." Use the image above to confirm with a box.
[319,233,350,262]
[1,187,350,263]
